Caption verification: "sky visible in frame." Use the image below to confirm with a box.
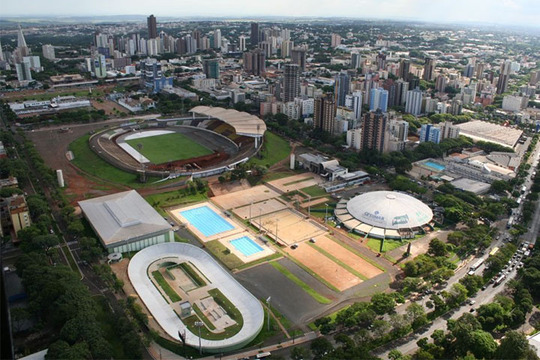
[2,0,540,28]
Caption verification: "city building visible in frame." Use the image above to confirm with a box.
[147,15,158,39]
[140,57,172,93]
[369,88,388,112]
[314,93,336,134]
[502,94,528,112]
[79,190,174,253]
[361,109,387,152]
[8,195,30,236]
[239,35,247,52]
[291,47,306,71]
[334,71,350,107]
[42,44,55,60]
[419,124,442,144]
[15,62,32,83]
[496,60,512,94]
[283,64,300,103]
[203,59,220,79]
[331,33,342,48]
[423,57,435,81]
[243,49,266,76]
[250,22,259,47]
[346,128,362,150]
[92,54,107,78]
[405,88,423,115]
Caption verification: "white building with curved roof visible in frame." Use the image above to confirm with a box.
[190,106,267,139]
[128,242,264,353]
[335,191,433,239]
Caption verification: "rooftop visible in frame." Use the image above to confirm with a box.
[456,120,523,149]
[190,106,267,137]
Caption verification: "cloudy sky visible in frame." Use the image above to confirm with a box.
[2,0,539,28]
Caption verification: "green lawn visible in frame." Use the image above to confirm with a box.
[248,131,291,167]
[366,238,407,253]
[270,261,332,304]
[204,240,244,269]
[69,134,160,187]
[126,132,212,164]
[192,303,216,330]
[151,270,182,303]
[176,262,207,287]
[144,191,206,212]
[301,185,328,197]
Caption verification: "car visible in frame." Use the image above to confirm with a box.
[291,243,299,249]
[469,300,476,305]
[481,285,487,291]
[309,238,316,243]
[469,308,475,312]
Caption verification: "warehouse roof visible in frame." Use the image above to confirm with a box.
[190,106,266,136]
[79,190,170,247]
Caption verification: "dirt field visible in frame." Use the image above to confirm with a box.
[284,245,362,291]
[315,236,383,279]
[91,99,126,115]
[208,179,252,196]
[267,173,322,193]
[211,185,280,210]
[256,209,326,245]
[232,198,288,220]
[300,197,331,209]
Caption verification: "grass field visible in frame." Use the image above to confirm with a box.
[367,238,407,253]
[126,133,212,164]
[248,132,291,168]
[301,185,327,197]
[270,261,332,304]
[69,134,161,187]
[205,240,244,269]
[151,270,182,303]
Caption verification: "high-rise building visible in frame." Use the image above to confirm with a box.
[291,47,306,71]
[376,53,386,70]
[419,124,441,144]
[475,62,485,80]
[243,49,266,76]
[361,109,388,153]
[0,39,4,62]
[405,88,423,116]
[435,74,448,93]
[251,22,259,47]
[423,57,435,81]
[399,59,411,80]
[314,93,337,134]
[388,119,409,142]
[334,71,350,107]
[395,79,409,106]
[350,52,361,70]
[350,91,363,121]
[140,57,172,92]
[15,62,32,82]
[369,88,389,112]
[449,99,463,115]
[463,63,475,78]
[281,40,294,58]
[213,29,221,49]
[438,121,460,140]
[147,15,157,39]
[42,44,55,60]
[283,64,300,103]
[239,35,247,52]
[331,33,342,48]
[203,59,220,79]
[529,71,539,86]
[496,60,512,94]
[93,54,107,78]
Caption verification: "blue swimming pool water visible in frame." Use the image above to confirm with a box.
[180,206,234,237]
[423,160,446,171]
[230,236,264,256]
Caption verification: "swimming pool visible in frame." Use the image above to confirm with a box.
[230,236,264,257]
[423,160,446,172]
[180,206,234,237]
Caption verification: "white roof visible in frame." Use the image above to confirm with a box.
[128,243,264,352]
[190,106,267,136]
[456,120,523,148]
[346,191,433,230]
[79,190,170,246]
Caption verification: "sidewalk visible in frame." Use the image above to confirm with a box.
[148,331,319,360]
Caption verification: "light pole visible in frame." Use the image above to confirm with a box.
[259,208,262,231]
[195,321,204,354]
[325,203,329,224]
[249,201,253,220]
[275,219,279,243]
[266,296,271,331]
[308,195,311,217]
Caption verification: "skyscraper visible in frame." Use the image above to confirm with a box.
[376,53,386,70]
[291,47,306,71]
[251,22,259,47]
[334,71,350,107]
[239,35,247,52]
[435,75,448,93]
[283,64,300,103]
[147,15,157,39]
[314,94,337,134]
[399,59,411,80]
[395,79,409,106]
[423,57,435,81]
[15,62,32,82]
[350,52,361,70]
[243,49,266,76]
[351,91,363,121]
[369,88,389,112]
[213,29,221,49]
[419,124,441,144]
[331,33,342,48]
[42,44,55,60]
[361,110,388,152]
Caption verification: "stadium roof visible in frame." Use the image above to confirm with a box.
[456,120,523,149]
[79,190,170,247]
[346,191,433,230]
[190,106,266,137]
[128,243,264,352]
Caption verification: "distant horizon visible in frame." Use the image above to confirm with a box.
[1,0,539,29]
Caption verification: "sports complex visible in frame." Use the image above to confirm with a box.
[335,191,434,239]
[88,106,266,179]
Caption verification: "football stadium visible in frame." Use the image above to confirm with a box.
[88,106,266,179]
[335,191,434,239]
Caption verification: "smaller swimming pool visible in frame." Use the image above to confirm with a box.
[423,160,446,172]
[230,236,264,257]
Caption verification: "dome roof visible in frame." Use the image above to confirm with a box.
[346,191,433,230]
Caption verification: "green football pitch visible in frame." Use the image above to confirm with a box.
[125,132,213,164]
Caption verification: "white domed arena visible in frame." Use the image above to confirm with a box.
[334,191,433,239]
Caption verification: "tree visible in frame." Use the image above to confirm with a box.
[310,337,333,358]
[444,283,468,307]
[370,293,397,315]
[79,237,104,263]
[459,275,484,295]
[496,331,538,360]
[20,234,59,257]
[290,346,311,360]
[476,302,507,333]
[406,303,428,329]
[428,238,448,257]
[467,330,497,359]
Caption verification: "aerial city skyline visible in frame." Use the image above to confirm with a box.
[1,6,540,360]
